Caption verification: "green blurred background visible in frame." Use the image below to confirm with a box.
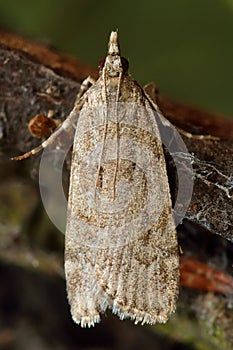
[0,0,233,117]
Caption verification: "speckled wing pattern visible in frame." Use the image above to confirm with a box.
[65,31,179,327]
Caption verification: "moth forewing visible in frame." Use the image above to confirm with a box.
[65,31,179,327]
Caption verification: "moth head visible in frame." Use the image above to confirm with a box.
[99,31,129,77]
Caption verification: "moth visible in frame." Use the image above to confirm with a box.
[13,31,179,327]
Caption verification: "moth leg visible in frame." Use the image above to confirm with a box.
[143,82,219,141]
[143,82,159,103]
[176,127,220,141]
[11,76,96,160]
[76,75,96,100]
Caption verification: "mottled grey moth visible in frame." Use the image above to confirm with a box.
[13,31,179,327]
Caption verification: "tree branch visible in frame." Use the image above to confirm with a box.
[1,28,233,348]
[1,28,232,242]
